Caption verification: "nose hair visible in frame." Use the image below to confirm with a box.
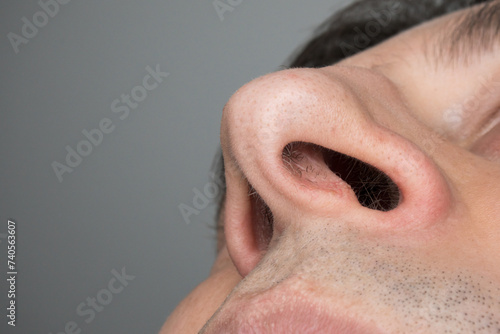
[221,67,452,277]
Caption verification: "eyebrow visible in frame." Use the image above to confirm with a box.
[436,0,500,66]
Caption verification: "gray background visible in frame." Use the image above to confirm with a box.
[0,0,348,333]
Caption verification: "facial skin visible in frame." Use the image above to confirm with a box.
[163,3,500,333]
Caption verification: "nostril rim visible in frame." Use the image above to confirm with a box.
[282,142,401,212]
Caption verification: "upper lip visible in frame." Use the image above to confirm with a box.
[199,280,384,334]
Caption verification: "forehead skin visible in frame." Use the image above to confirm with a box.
[162,3,500,334]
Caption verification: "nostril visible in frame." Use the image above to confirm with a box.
[282,142,401,212]
[322,147,401,212]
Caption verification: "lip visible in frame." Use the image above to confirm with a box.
[200,286,383,334]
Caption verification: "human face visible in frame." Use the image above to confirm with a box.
[163,3,500,333]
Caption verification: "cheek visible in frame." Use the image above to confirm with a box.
[161,258,241,333]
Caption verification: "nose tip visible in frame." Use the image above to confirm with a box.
[222,69,360,212]
[221,67,452,277]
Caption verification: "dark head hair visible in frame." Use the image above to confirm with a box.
[288,0,490,68]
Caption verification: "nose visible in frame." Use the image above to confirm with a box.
[221,67,452,277]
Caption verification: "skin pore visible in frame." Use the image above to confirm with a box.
[163,2,500,333]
